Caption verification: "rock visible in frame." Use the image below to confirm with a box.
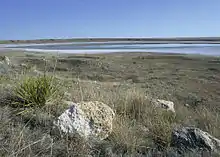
[152,99,175,113]
[54,101,115,141]
[112,82,120,88]
[0,61,9,74]
[171,127,220,154]
[33,69,43,75]
[184,104,190,107]
[20,63,28,68]
[4,56,11,66]
[0,56,12,74]
[0,56,11,65]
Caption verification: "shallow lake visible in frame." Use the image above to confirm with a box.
[3,42,220,56]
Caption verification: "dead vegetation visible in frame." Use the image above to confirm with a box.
[0,51,220,156]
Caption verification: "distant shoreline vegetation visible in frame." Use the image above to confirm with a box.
[1,37,220,44]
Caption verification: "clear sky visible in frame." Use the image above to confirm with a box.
[1,0,220,40]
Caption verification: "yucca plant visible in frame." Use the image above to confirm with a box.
[13,75,60,114]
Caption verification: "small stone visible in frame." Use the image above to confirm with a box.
[3,56,11,66]
[152,99,175,113]
[184,104,190,107]
[0,61,10,74]
[20,63,28,68]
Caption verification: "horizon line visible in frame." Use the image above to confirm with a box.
[2,36,220,41]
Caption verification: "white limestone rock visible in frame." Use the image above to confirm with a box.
[152,99,175,113]
[54,101,115,141]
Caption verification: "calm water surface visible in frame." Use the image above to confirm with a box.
[3,42,220,56]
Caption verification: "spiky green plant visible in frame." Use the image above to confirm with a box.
[14,75,60,111]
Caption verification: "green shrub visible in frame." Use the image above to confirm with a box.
[13,75,61,113]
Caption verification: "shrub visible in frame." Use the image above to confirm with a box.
[13,75,61,114]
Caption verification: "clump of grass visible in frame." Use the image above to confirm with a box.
[109,88,176,153]
[115,88,149,120]
[194,106,220,138]
[175,104,220,138]
[13,75,62,114]
[148,110,175,149]
[106,115,151,156]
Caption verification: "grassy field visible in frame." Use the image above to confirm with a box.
[0,51,220,156]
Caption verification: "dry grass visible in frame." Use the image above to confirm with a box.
[0,52,220,156]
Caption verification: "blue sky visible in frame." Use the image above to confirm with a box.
[1,0,220,39]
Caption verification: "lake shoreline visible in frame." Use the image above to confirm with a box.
[0,47,219,58]
[1,41,220,57]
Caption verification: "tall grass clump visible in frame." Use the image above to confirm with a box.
[147,110,175,149]
[114,88,149,120]
[194,106,220,138]
[13,75,61,114]
[106,115,151,156]
[107,88,177,154]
